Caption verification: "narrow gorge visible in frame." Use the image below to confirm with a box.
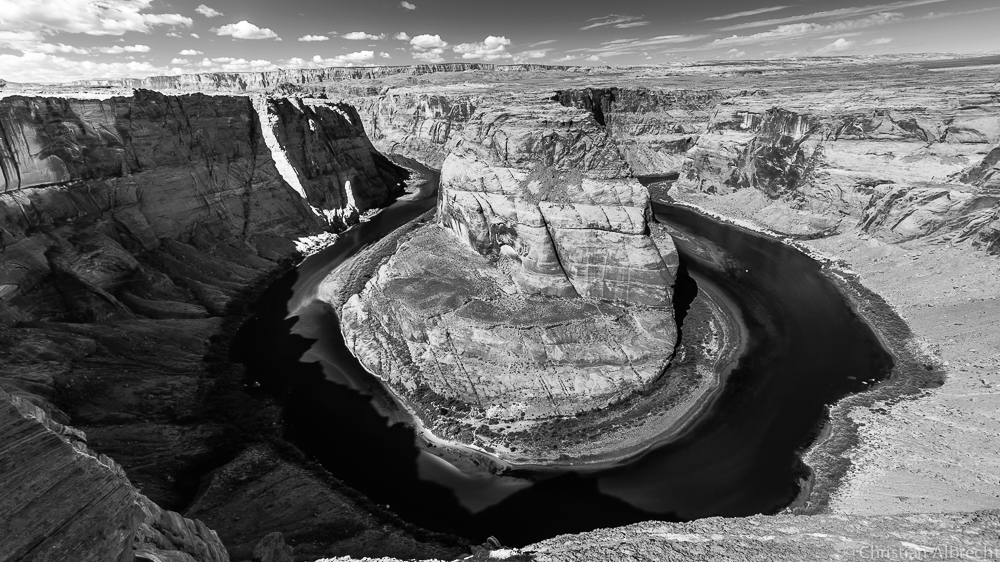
[2,59,999,561]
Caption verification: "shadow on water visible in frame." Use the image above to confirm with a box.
[229,169,894,547]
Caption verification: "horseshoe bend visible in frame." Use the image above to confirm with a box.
[1,56,1000,561]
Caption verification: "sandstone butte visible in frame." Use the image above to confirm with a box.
[0,58,999,561]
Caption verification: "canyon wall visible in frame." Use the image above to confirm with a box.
[0,90,459,560]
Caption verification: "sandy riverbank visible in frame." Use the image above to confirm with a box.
[669,190,1000,515]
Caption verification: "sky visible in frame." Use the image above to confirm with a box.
[0,0,997,82]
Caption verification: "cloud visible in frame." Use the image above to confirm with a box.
[197,57,278,72]
[551,54,578,62]
[213,20,280,40]
[298,34,329,41]
[195,4,223,18]
[580,14,647,31]
[0,51,172,82]
[816,37,854,54]
[170,57,189,64]
[394,32,410,41]
[400,1,416,9]
[716,0,947,31]
[98,44,151,54]
[410,34,447,50]
[586,55,601,61]
[179,49,203,55]
[190,33,200,38]
[527,39,557,47]
[343,31,385,40]
[867,37,894,45]
[299,51,375,66]
[379,51,391,58]
[453,36,511,60]
[0,0,192,36]
[413,50,445,63]
[513,49,548,63]
[566,34,709,56]
[704,6,789,21]
[710,12,902,47]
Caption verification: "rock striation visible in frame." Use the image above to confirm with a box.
[0,387,228,562]
[0,90,434,560]
[335,96,680,460]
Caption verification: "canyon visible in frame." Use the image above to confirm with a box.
[1,58,999,561]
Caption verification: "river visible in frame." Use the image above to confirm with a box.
[231,162,892,546]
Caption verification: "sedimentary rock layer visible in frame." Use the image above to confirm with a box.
[335,96,681,459]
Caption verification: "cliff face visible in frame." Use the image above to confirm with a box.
[71,64,583,94]
[0,91,423,559]
[554,88,724,177]
[350,87,481,169]
[0,388,228,562]
[669,89,1000,243]
[335,96,681,462]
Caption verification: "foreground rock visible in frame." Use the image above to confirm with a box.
[0,387,228,562]
[334,95,686,463]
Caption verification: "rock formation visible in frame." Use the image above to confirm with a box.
[0,387,228,562]
[334,95,682,460]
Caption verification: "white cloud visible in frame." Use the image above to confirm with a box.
[36,43,89,54]
[190,33,200,38]
[717,0,947,31]
[170,57,189,64]
[343,31,385,40]
[307,51,375,66]
[413,51,445,63]
[453,36,511,60]
[410,34,447,50]
[179,49,203,55]
[566,34,708,56]
[166,31,181,38]
[213,20,280,40]
[551,54,578,62]
[197,56,278,72]
[580,14,648,31]
[394,32,410,41]
[816,37,854,54]
[400,1,416,9]
[0,51,171,82]
[513,49,548,63]
[0,0,192,35]
[704,6,789,21]
[379,51,391,58]
[195,4,223,18]
[710,12,902,47]
[586,55,601,61]
[98,44,151,54]
[528,39,557,47]
[298,34,329,41]
[867,37,894,45]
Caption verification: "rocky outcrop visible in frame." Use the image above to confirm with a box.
[0,387,228,562]
[350,87,482,169]
[670,89,1000,240]
[335,96,681,462]
[267,98,407,226]
[554,88,724,176]
[70,64,584,94]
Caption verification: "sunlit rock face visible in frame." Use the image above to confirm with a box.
[668,89,1000,241]
[337,96,679,446]
[350,87,481,169]
[438,98,675,306]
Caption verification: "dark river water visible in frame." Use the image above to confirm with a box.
[231,164,893,547]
